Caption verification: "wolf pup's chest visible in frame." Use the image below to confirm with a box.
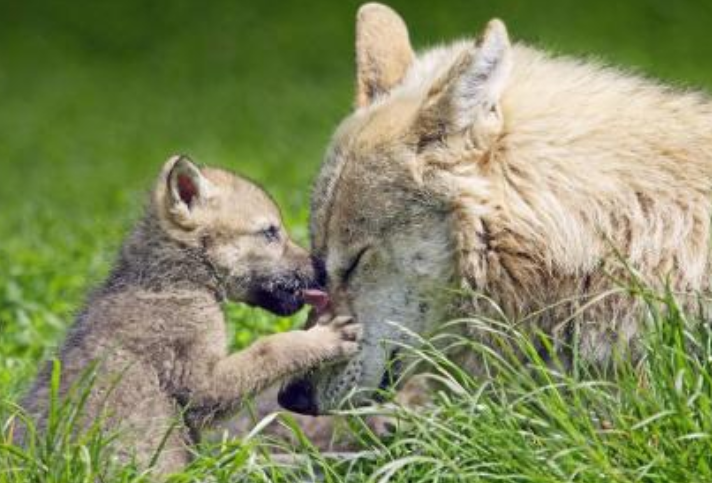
[157,315,229,392]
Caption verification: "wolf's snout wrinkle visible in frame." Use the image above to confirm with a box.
[278,379,319,416]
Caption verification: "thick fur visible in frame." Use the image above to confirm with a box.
[21,156,361,475]
[279,3,712,414]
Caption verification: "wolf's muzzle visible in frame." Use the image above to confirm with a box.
[248,261,321,316]
[249,282,305,316]
[278,377,319,416]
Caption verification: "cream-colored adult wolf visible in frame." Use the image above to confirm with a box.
[22,156,361,475]
[279,3,712,414]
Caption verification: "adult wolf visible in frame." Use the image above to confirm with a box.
[279,3,712,415]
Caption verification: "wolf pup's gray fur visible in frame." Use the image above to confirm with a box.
[21,155,361,475]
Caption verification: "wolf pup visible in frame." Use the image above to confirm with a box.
[21,155,360,475]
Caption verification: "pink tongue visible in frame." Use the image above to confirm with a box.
[303,289,330,314]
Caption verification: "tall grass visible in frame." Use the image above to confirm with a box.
[0,360,148,482]
[3,285,712,482]
[329,288,712,482]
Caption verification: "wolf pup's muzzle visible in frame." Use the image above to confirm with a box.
[249,274,310,316]
[248,256,327,316]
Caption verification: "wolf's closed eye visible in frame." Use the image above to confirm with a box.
[260,225,281,243]
[342,246,370,283]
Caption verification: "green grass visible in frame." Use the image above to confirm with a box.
[5,287,712,482]
[1,0,712,481]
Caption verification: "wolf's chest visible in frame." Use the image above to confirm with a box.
[169,320,228,387]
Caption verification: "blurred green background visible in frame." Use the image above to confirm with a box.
[1,0,711,395]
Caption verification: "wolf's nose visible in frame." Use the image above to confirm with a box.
[311,256,327,288]
[278,379,319,416]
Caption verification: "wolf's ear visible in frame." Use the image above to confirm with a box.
[417,19,512,146]
[356,3,414,107]
[167,156,209,208]
[160,155,213,228]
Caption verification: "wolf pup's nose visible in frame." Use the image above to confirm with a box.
[278,379,318,416]
[302,289,330,315]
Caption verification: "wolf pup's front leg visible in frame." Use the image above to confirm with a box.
[220,315,360,397]
[185,315,360,427]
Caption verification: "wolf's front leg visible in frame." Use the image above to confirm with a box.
[187,316,361,425]
[221,316,360,396]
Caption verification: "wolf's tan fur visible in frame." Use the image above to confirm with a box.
[279,3,712,414]
[22,156,361,475]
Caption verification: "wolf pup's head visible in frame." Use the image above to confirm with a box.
[279,4,513,413]
[152,155,317,315]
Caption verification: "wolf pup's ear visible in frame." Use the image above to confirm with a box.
[355,3,414,107]
[417,19,512,148]
[162,155,212,228]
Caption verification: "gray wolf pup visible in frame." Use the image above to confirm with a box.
[22,155,361,475]
[279,3,712,414]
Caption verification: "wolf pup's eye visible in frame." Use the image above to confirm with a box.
[260,225,280,243]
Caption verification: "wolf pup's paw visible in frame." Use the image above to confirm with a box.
[308,315,362,361]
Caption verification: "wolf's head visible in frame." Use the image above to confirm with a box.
[279,4,513,414]
[149,155,317,315]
